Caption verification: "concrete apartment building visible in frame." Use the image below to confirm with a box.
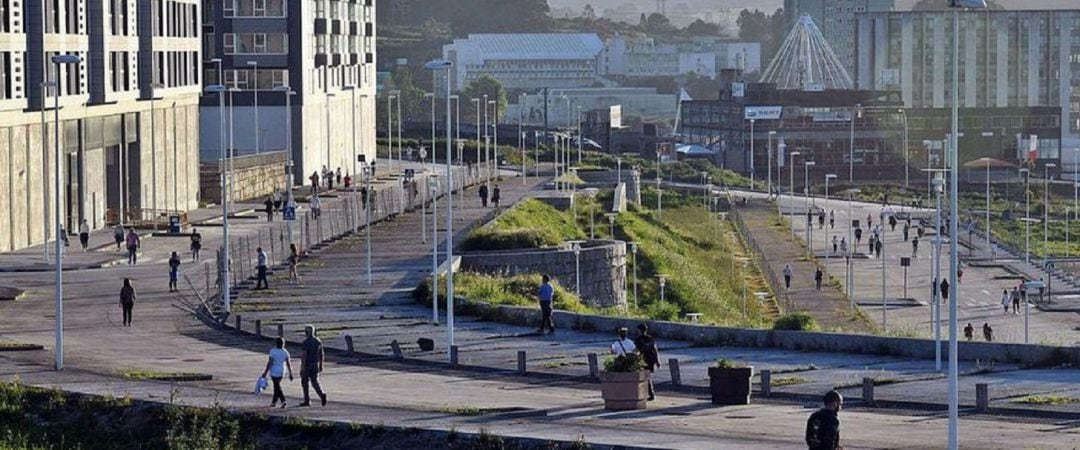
[600,35,761,79]
[442,34,605,91]
[854,9,1080,163]
[784,0,895,77]
[199,0,376,183]
[0,0,202,251]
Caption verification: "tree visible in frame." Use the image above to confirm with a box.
[684,19,723,37]
[738,8,785,67]
[642,13,676,34]
[582,4,596,20]
[462,75,508,123]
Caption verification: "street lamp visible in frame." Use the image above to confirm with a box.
[570,241,583,294]
[425,58,455,360]
[804,160,816,253]
[606,213,617,238]
[1044,163,1057,267]
[246,61,260,155]
[930,173,945,371]
[880,208,894,333]
[788,151,802,238]
[825,173,838,259]
[204,84,231,319]
[429,174,440,325]
[849,103,862,183]
[324,92,336,178]
[658,275,667,303]
[1020,168,1031,265]
[273,86,297,245]
[900,109,909,188]
[148,82,164,231]
[768,130,777,197]
[387,90,399,172]
[845,188,862,313]
[749,118,756,189]
[344,85,361,234]
[49,53,79,371]
[629,242,639,309]
[489,99,498,182]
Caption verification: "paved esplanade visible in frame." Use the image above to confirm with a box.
[0,171,1075,449]
[772,191,1080,345]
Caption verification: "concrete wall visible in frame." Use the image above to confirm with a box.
[576,169,640,204]
[200,151,289,205]
[460,302,1080,367]
[460,239,628,309]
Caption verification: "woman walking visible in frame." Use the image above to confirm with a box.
[119,278,136,327]
[261,337,293,408]
[288,244,301,284]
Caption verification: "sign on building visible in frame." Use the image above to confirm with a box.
[610,105,622,129]
[744,106,783,120]
[731,82,745,97]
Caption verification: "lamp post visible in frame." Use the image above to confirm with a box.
[900,109,909,188]
[572,241,582,294]
[1044,163,1056,267]
[205,84,231,319]
[880,209,893,333]
[1020,168,1031,265]
[804,161,816,254]
[344,85,360,233]
[325,92,336,178]
[630,242,639,309]
[658,275,667,304]
[482,95,489,183]
[490,99,499,181]
[148,82,164,230]
[40,82,50,262]
[387,91,398,172]
[1073,148,1079,257]
[274,86,296,245]
[577,105,583,165]
[427,91,436,170]
[534,131,541,178]
[426,59,455,360]
[768,130,776,197]
[749,118,755,189]
[789,151,802,239]
[986,157,992,258]
[429,174,440,325]
[845,188,861,313]
[849,103,861,183]
[49,54,79,371]
[246,61,260,155]
[606,213,617,238]
[825,174,837,260]
[364,160,375,284]
[472,97,481,180]
[931,173,944,371]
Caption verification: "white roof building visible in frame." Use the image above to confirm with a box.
[443,34,606,90]
[601,35,761,79]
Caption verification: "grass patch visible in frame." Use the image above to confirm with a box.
[461,198,585,251]
[437,407,490,416]
[1011,395,1080,406]
[771,376,810,387]
[772,312,817,331]
[116,370,213,382]
[415,272,590,313]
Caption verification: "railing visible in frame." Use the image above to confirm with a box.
[106,208,187,229]
[728,206,787,313]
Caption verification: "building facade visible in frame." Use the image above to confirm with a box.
[855,9,1080,162]
[442,34,604,91]
[200,0,376,184]
[0,0,202,251]
[784,0,895,78]
[600,35,760,79]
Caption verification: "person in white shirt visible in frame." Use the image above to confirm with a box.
[610,327,637,355]
[255,247,269,290]
[78,219,90,251]
[310,195,322,220]
[261,337,293,408]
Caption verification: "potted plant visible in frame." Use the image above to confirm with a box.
[599,353,649,411]
[708,358,754,405]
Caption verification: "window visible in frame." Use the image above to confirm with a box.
[223,0,234,16]
[223,33,235,54]
[226,0,285,17]
[0,52,9,100]
[224,33,287,54]
[254,33,266,53]
[254,0,264,15]
[0,0,8,33]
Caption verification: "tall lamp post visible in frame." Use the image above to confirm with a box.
[344,85,360,233]
[1044,163,1057,268]
[1020,168,1031,265]
[804,161,816,253]
[849,103,861,183]
[948,3,988,449]
[426,59,455,360]
[825,173,837,260]
[768,130,776,197]
[900,109,909,188]
[274,85,296,245]
[148,82,164,230]
[49,54,79,371]
[204,84,231,316]
[749,118,756,189]
[789,151,802,238]
[247,61,260,155]
[387,91,398,172]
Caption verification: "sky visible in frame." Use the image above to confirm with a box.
[548,0,1079,16]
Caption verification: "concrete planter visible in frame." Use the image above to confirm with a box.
[708,366,754,405]
[599,371,649,410]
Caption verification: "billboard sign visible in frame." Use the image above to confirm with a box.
[744,106,782,120]
[731,82,745,97]
[610,105,622,129]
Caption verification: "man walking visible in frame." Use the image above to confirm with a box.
[255,247,269,290]
[783,264,793,290]
[902,222,910,242]
[310,195,322,220]
[634,324,660,401]
[839,238,848,256]
[829,210,835,229]
[982,323,994,342]
[168,251,181,292]
[190,228,202,262]
[1011,286,1021,314]
[125,228,140,265]
[814,267,823,290]
[805,391,842,450]
[491,185,502,208]
[536,275,555,334]
[610,327,636,355]
[478,184,489,208]
[299,325,327,407]
[114,223,125,251]
[119,278,136,327]
[874,238,882,259]
[264,196,275,222]
[911,236,919,258]
[831,235,838,254]
[940,278,950,303]
[78,219,90,251]
[854,227,863,248]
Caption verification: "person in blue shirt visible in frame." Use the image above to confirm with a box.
[536,275,555,335]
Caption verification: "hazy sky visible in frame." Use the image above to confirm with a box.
[549,0,1079,15]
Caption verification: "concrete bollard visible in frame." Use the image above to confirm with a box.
[668,358,682,386]
[390,340,403,360]
[234,315,241,331]
[277,323,284,337]
[587,353,599,379]
[344,335,355,354]
[862,378,875,404]
[517,351,527,375]
[760,369,772,397]
[450,345,459,367]
[255,320,262,337]
[976,383,989,412]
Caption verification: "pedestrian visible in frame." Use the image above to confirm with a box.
[299,325,327,407]
[958,269,964,283]
[839,238,848,255]
[1012,286,1021,314]
[58,224,69,250]
[119,278,136,327]
[255,247,269,290]
[854,227,863,247]
[168,251,181,292]
[867,234,875,256]
[78,219,90,251]
[113,223,125,251]
[1019,281,1027,311]
[343,173,351,189]
[310,194,321,220]
[917,225,925,238]
[309,172,320,193]
[478,184,489,208]
[911,236,919,258]
[610,327,636,355]
[491,185,501,208]
[866,214,872,229]
[902,223,909,242]
[1000,289,1010,314]
[125,228,140,265]
[634,323,660,401]
[783,264,793,290]
[536,274,555,334]
[336,167,342,186]
[190,227,202,262]
[831,235,838,254]
[982,323,993,342]
[931,277,938,303]
[874,238,882,258]
[273,190,282,211]
[805,391,842,450]
[940,278,950,303]
[261,337,293,408]
[288,243,301,284]
[829,210,835,229]
[889,215,897,231]
[814,267,823,290]
[264,196,274,222]
[818,211,825,229]
[1038,277,1046,302]
[963,323,974,341]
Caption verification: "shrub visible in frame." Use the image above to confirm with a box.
[772,312,818,331]
[603,353,646,373]
[460,228,548,251]
[713,358,745,369]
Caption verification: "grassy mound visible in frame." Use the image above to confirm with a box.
[462,199,585,251]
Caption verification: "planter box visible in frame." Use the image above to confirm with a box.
[599,371,649,410]
[709,366,753,405]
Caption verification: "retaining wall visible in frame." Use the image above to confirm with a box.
[577,170,640,204]
[459,302,1079,367]
[459,239,628,308]
[200,151,288,204]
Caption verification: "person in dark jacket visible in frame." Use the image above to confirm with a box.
[806,390,842,450]
[168,252,181,292]
[478,184,489,208]
[491,185,502,208]
[940,278,950,303]
[633,323,661,401]
[119,278,136,327]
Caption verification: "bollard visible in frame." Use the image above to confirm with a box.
[255,320,262,337]
[234,315,241,331]
[450,345,459,367]
[587,353,599,379]
[668,358,682,386]
[517,351,527,375]
[277,323,284,337]
[976,383,989,413]
[344,335,355,354]
[390,340,403,360]
[761,369,772,397]
[862,378,874,404]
